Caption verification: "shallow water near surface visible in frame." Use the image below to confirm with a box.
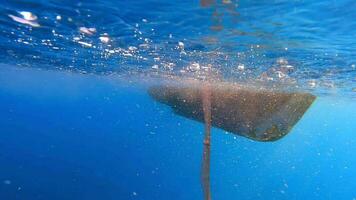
[1,0,356,199]
[1,0,356,94]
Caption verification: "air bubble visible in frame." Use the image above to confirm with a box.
[178,41,184,49]
[99,34,110,43]
[79,27,96,35]
[19,11,37,21]
[3,180,11,185]
[277,58,288,65]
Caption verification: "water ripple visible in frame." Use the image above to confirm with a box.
[0,0,356,95]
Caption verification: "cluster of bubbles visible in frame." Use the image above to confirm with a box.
[5,10,177,73]
[4,8,356,95]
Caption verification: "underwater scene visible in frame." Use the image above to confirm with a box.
[1,0,356,199]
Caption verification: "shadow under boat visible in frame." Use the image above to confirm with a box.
[148,81,316,142]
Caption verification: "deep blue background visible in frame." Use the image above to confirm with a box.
[1,65,356,199]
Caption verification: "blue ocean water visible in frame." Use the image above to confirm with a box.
[1,0,356,199]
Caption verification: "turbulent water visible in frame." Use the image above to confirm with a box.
[1,0,356,95]
[1,0,356,200]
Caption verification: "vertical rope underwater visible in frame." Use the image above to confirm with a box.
[201,84,212,200]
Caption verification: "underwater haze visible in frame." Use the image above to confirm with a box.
[1,0,356,199]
